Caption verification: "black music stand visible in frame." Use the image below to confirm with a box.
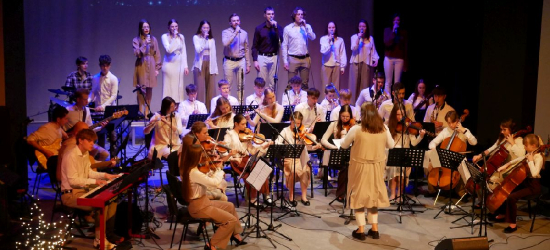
[232,105,258,114]
[240,157,277,247]
[450,161,493,233]
[326,149,355,225]
[433,148,468,219]
[208,128,229,141]
[259,123,290,140]
[275,144,320,220]
[379,148,426,223]
[186,114,209,129]
[325,111,332,122]
[282,105,295,122]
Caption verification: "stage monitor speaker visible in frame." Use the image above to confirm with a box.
[435,237,489,250]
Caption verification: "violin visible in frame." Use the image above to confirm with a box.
[200,136,232,153]
[413,92,433,111]
[238,128,267,144]
[293,125,325,150]
[342,118,356,132]
[197,157,222,174]
[395,117,435,137]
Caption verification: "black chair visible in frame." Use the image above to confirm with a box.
[25,142,48,196]
[524,193,544,232]
[46,156,63,221]
[167,151,180,177]
[223,163,243,208]
[166,172,214,250]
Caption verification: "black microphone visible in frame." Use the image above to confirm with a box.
[132,85,143,93]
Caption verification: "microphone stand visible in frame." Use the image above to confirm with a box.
[273,19,281,95]
[240,68,245,106]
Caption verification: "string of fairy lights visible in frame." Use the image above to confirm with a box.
[15,198,72,250]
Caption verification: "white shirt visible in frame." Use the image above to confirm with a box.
[245,93,264,107]
[90,71,118,108]
[193,35,218,74]
[27,122,64,147]
[147,112,183,148]
[349,35,379,65]
[61,146,106,190]
[320,35,346,68]
[208,113,235,130]
[294,102,326,129]
[210,95,240,114]
[407,93,431,111]
[428,127,478,150]
[423,102,455,131]
[189,168,225,199]
[177,99,208,129]
[281,23,316,65]
[281,90,307,106]
[63,105,94,131]
[378,99,415,123]
[486,137,526,161]
[506,153,544,178]
[319,98,339,114]
[252,103,284,125]
[329,105,359,122]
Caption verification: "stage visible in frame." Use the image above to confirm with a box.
[20,139,550,250]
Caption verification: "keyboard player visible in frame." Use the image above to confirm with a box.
[60,128,122,249]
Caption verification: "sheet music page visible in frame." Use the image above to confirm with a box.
[247,160,273,191]
[332,139,342,149]
[322,150,331,166]
[424,149,441,169]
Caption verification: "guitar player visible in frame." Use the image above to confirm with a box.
[62,88,110,161]
[27,105,69,170]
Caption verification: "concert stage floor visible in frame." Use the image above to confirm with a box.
[24,164,549,250]
[17,123,550,249]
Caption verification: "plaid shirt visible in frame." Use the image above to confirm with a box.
[65,71,92,90]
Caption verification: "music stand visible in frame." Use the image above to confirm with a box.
[282,105,295,122]
[259,123,290,140]
[186,114,209,129]
[240,157,277,247]
[310,122,331,140]
[433,148,468,219]
[325,111,332,122]
[208,128,229,141]
[326,149,355,225]
[232,105,258,114]
[379,148,426,223]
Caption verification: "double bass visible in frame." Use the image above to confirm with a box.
[427,110,469,190]
[486,144,550,213]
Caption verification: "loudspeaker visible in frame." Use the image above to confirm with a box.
[435,237,489,250]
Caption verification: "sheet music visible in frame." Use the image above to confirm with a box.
[424,149,441,169]
[246,159,273,191]
[332,139,342,149]
[322,150,331,166]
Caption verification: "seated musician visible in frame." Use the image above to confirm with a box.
[177,84,208,135]
[210,79,240,113]
[386,105,425,202]
[319,84,339,113]
[281,76,307,106]
[180,144,246,250]
[427,110,477,197]
[423,85,454,134]
[378,82,415,124]
[294,88,326,131]
[144,96,183,159]
[89,55,119,156]
[65,56,92,91]
[472,118,526,164]
[407,79,433,122]
[355,72,387,110]
[330,89,359,121]
[63,89,109,161]
[181,121,236,201]
[275,111,321,207]
[60,129,121,249]
[225,114,273,207]
[245,77,266,106]
[246,88,284,130]
[206,97,236,129]
[320,104,355,202]
[27,106,69,169]
[491,134,544,233]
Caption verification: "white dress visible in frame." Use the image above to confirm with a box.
[161,33,188,103]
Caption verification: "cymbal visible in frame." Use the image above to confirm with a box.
[48,89,70,95]
[61,86,76,92]
[49,97,73,107]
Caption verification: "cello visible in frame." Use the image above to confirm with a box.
[465,126,532,194]
[486,144,550,213]
[427,110,469,190]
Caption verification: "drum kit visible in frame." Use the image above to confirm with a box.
[48,87,122,122]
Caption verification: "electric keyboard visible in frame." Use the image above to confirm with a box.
[77,174,135,208]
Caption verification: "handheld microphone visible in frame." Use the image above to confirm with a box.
[330,31,335,43]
